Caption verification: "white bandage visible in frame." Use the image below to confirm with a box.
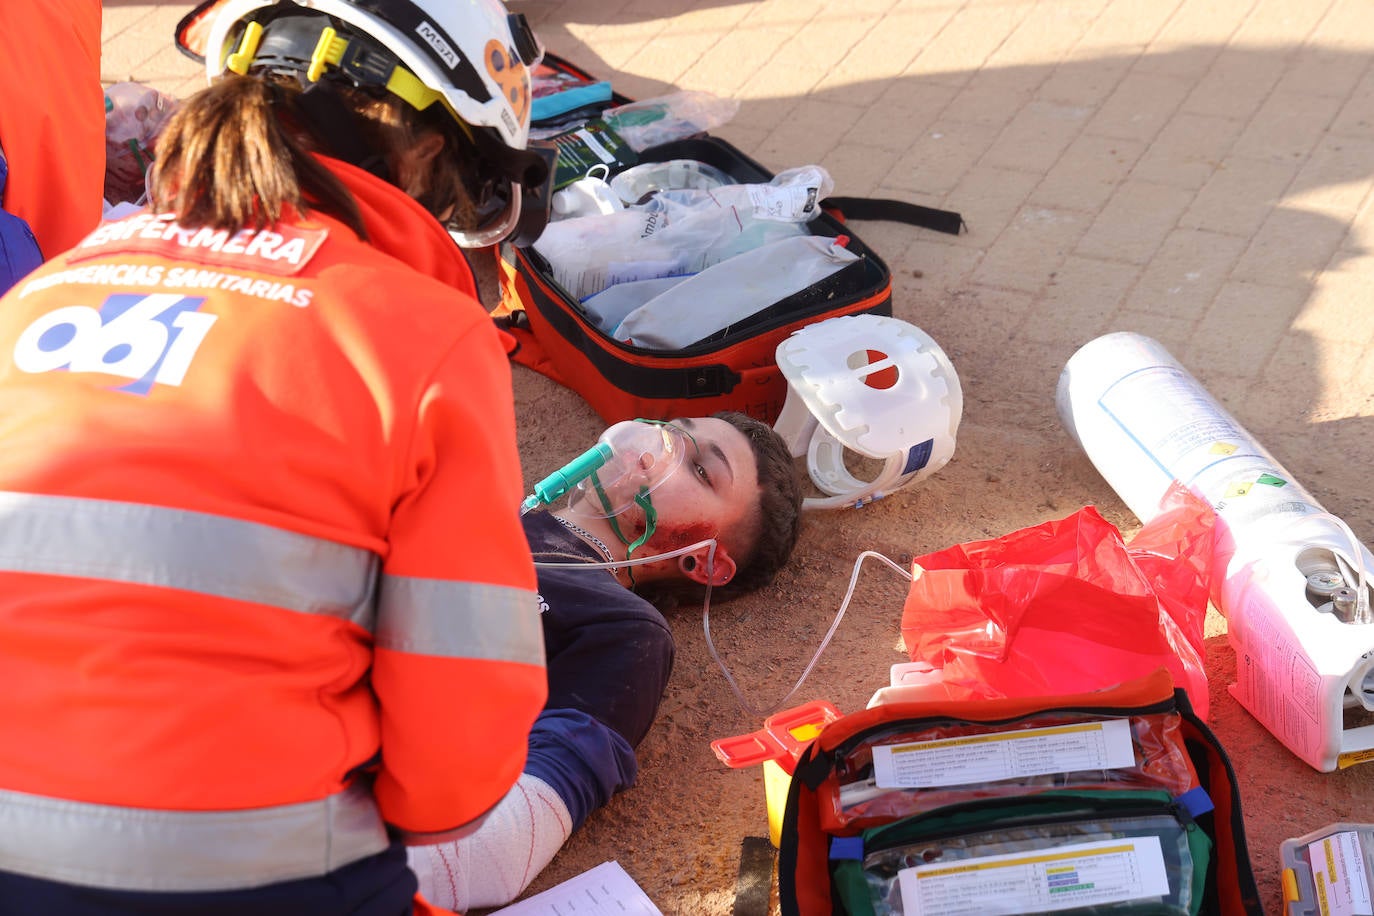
[407,773,573,911]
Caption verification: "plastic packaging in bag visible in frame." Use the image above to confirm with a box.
[575,219,808,332]
[613,234,860,349]
[532,196,715,300]
[855,802,1204,916]
[656,164,834,224]
[549,120,639,189]
[600,91,741,150]
[532,165,835,301]
[609,158,735,205]
[581,275,688,334]
[550,174,623,220]
[825,711,1201,832]
[897,482,1216,718]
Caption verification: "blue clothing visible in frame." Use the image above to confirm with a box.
[524,708,636,830]
[521,512,676,829]
[0,144,43,296]
[0,839,416,915]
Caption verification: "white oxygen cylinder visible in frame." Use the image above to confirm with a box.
[1056,331,1374,772]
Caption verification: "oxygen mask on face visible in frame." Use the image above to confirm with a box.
[521,420,692,579]
[565,420,687,521]
[521,420,688,519]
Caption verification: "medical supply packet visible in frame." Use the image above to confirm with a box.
[1280,823,1374,916]
[847,792,1209,916]
[776,671,1264,916]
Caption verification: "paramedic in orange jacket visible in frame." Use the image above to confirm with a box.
[0,1,555,913]
[0,0,105,263]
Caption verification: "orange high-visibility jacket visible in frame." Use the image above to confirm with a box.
[0,157,547,894]
[0,0,105,258]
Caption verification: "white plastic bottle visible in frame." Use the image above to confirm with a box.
[1057,332,1374,772]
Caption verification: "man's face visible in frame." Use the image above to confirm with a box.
[613,417,760,551]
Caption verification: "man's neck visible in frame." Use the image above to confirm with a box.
[546,510,676,587]
[547,510,621,563]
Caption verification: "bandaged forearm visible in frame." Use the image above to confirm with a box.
[407,773,572,910]
[407,708,639,910]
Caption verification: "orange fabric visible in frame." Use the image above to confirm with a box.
[0,159,545,835]
[495,241,885,425]
[414,893,458,916]
[0,0,105,258]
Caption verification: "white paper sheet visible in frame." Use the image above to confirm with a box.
[490,861,663,916]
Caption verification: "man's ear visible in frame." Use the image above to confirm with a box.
[679,546,736,587]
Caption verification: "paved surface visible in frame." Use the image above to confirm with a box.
[102,2,1374,914]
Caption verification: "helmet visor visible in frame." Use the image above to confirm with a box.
[175,0,228,63]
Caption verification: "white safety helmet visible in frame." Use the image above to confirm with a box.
[772,314,962,510]
[177,0,553,246]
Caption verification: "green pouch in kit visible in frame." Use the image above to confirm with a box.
[831,789,1212,916]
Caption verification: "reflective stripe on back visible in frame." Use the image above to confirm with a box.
[378,575,544,666]
[0,782,388,892]
[0,491,378,627]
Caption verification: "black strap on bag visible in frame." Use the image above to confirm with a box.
[825,195,967,235]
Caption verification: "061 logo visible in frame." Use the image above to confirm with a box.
[13,293,217,394]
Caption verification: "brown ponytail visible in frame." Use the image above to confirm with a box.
[148,75,367,238]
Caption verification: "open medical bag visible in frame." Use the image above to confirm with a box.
[777,671,1264,916]
[492,55,963,424]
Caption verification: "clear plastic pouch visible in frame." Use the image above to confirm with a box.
[841,792,1210,916]
[823,711,1200,833]
[609,158,735,205]
[612,235,859,349]
[531,165,835,301]
[599,90,741,150]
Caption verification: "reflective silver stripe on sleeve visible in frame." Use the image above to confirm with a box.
[377,575,545,667]
[0,491,378,628]
[0,782,389,892]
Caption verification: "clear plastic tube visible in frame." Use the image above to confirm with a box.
[704,550,911,720]
[532,537,718,574]
[535,543,915,721]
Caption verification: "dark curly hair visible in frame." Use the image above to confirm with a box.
[711,411,803,596]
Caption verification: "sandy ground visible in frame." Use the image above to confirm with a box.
[501,315,1374,916]
[495,288,1374,916]
[101,2,1374,914]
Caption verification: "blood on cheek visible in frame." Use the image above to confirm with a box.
[651,521,717,550]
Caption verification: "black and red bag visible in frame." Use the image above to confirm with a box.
[777,670,1264,916]
[492,56,962,425]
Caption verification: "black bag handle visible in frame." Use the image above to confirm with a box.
[825,195,967,236]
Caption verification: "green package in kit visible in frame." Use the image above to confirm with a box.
[550,120,638,189]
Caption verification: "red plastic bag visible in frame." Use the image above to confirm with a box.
[900,482,1215,717]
